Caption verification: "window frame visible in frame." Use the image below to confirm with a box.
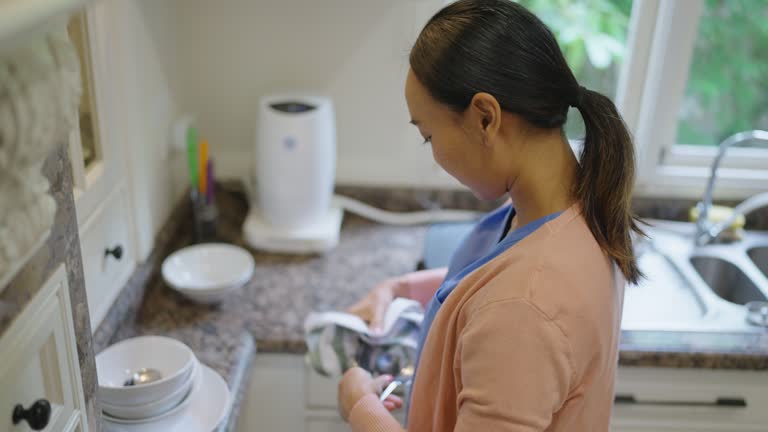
[625,0,768,200]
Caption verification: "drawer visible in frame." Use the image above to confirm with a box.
[305,363,339,410]
[613,367,768,431]
[305,363,406,426]
[306,418,350,432]
[80,185,135,329]
[0,265,88,432]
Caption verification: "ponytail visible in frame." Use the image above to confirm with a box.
[574,87,643,284]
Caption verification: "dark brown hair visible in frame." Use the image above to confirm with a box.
[410,0,643,283]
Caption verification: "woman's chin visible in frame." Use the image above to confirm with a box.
[467,187,501,202]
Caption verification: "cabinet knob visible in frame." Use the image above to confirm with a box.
[105,245,123,260]
[12,399,51,430]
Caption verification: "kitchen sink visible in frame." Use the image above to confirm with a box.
[621,220,768,332]
[748,246,768,278]
[690,256,766,304]
[623,248,707,327]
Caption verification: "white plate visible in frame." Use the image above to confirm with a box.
[103,364,231,432]
[162,243,255,292]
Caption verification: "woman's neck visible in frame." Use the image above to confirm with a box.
[507,132,578,229]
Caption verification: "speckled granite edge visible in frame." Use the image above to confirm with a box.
[619,330,768,369]
[220,333,255,432]
[251,334,768,370]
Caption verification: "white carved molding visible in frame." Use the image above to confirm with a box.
[0,23,82,287]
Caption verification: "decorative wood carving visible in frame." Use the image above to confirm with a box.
[0,24,81,283]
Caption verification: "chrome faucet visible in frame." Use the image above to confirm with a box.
[695,129,768,246]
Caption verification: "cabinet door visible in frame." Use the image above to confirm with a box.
[67,3,136,330]
[0,266,88,432]
[306,418,350,432]
[612,367,768,432]
[237,354,305,432]
[306,364,406,426]
[79,185,135,329]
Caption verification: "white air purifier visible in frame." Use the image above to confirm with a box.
[243,94,343,253]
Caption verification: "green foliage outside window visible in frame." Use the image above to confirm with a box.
[677,0,768,146]
[517,0,768,147]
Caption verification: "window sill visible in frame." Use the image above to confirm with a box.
[636,165,768,200]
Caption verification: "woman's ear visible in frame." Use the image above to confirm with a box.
[468,92,502,147]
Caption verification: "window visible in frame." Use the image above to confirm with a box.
[628,0,768,198]
[676,0,768,148]
[518,0,634,138]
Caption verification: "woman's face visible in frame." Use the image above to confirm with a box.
[404,69,509,200]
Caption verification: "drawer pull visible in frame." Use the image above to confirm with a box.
[614,394,747,408]
[12,399,51,430]
[105,245,124,260]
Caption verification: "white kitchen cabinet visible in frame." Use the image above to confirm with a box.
[241,355,768,432]
[67,1,136,330]
[0,266,89,432]
[238,354,405,432]
[611,367,768,432]
[238,354,305,432]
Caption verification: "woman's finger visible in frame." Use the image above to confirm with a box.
[385,395,404,407]
[347,303,371,322]
[369,302,388,333]
[383,401,396,411]
[371,374,394,394]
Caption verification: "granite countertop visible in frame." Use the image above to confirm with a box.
[96,184,768,430]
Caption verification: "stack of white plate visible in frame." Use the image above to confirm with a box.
[162,243,255,304]
[96,336,231,432]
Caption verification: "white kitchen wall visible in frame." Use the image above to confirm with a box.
[114,0,186,259]
[172,0,460,188]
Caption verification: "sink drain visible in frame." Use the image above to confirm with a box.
[746,301,768,327]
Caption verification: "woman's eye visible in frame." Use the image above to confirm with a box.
[422,135,432,145]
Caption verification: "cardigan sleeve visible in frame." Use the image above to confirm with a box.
[348,394,406,432]
[454,299,573,431]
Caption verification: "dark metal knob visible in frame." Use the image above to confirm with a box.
[105,245,123,260]
[12,399,51,430]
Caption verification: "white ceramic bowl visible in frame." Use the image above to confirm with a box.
[96,336,196,407]
[174,284,242,304]
[102,360,201,425]
[101,360,198,420]
[162,243,255,293]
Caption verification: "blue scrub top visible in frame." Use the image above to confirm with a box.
[405,204,562,421]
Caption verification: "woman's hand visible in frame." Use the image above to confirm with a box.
[338,367,404,421]
[347,277,406,333]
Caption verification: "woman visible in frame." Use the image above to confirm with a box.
[338,0,642,430]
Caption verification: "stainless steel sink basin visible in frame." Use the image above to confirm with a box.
[748,246,768,278]
[690,256,767,304]
[621,220,768,332]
